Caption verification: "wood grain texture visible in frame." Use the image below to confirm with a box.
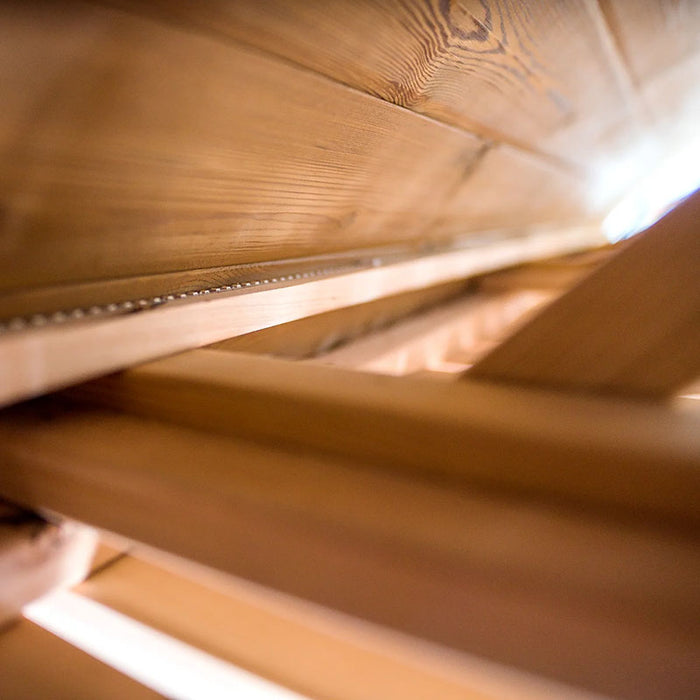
[0,0,596,312]
[107,0,636,166]
[0,619,161,699]
[0,400,698,698]
[0,226,604,408]
[469,192,700,399]
[67,349,700,528]
[0,2,474,290]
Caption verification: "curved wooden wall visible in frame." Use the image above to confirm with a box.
[1,1,697,317]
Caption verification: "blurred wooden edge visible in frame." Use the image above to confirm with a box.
[210,279,471,359]
[0,500,97,628]
[69,349,700,528]
[74,546,610,700]
[310,290,554,374]
[0,619,161,699]
[0,401,698,698]
[0,225,604,409]
[474,248,613,292]
[468,193,700,399]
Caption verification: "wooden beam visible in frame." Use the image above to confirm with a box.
[76,550,605,700]
[469,193,700,399]
[67,349,700,528]
[0,400,698,698]
[310,290,553,374]
[211,279,470,360]
[0,226,603,408]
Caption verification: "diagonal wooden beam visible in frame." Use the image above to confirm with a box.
[468,192,700,399]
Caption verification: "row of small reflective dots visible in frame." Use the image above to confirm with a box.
[0,264,357,334]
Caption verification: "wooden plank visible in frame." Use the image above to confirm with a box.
[66,348,700,527]
[77,552,606,700]
[311,290,552,374]
[108,0,635,166]
[0,225,604,408]
[598,0,700,85]
[211,280,470,359]
[431,145,591,238]
[475,249,613,293]
[0,1,476,291]
[0,400,698,698]
[0,619,161,699]
[469,192,700,399]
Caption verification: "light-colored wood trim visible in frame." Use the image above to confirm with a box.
[0,400,697,698]
[211,279,470,360]
[0,226,604,408]
[68,349,700,528]
[469,193,700,399]
[0,619,161,699]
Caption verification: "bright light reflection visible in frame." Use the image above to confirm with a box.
[25,590,307,700]
[602,137,700,243]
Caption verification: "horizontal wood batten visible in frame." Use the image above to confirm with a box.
[77,551,607,700]
[0,226,604,408]
[69,349,700,529]
[0,402,698,698]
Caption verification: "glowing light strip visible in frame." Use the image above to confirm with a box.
[25,590,307,700]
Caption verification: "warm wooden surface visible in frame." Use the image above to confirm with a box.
[109,0,635,165]
[469,191,700,399]
[0,619,161,699]
[211,280,470,359]
[67,349,700,528]
[311,290,552,374]
[0,226,603,408]
[0,0,603,317]
[0,399,698,698]
[599,0,700,85]
[77,550,606,700]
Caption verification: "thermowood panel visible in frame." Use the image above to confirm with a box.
[107,0,634,166]
[0,2,481,290]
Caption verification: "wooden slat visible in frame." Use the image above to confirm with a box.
[0,225,604,408]
[108,0,635,166]
[0,399,698,698]
[0,619,161,699]
[66,348,700,527]
[76,551,606,700]
[469,192,700,399]
[310,290,553,374]
[211,280,470,360]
